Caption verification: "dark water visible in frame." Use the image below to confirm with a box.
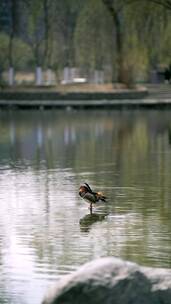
[0,109,171,303]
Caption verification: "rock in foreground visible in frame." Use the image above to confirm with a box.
[42,257,171,304]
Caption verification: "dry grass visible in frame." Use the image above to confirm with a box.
[55,83,129,92]
[2,82,143,92]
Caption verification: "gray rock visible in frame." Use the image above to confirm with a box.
[42,257,171,304]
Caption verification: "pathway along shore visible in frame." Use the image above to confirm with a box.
[0,84,170,109]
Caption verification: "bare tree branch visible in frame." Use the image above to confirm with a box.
[102,0,171,11]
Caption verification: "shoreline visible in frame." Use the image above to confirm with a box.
[0,84,170,109]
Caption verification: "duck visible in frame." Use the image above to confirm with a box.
[79,183,107,213]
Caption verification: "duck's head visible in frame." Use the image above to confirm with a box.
[79,184,89,195]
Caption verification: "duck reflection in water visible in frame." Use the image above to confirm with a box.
[79,212,107,232]
[79,183,107,214]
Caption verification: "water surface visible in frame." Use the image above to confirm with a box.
[0,109,171,303]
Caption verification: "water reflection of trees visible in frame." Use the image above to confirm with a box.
[0,110,171,173]
[0,109,171,188]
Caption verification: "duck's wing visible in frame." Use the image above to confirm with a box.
[84,183,93,193]
[82,192,96,203]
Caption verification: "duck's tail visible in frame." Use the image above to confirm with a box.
[97,192,107,202]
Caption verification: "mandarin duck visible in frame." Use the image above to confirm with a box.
[79,183,107,213]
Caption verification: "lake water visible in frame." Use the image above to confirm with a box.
[0,109,171,303]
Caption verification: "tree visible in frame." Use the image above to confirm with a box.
[74,0,115,82]
[43,0,54,84]
[0,34,8,85]
[102,0,171,84]
[101,0,126,83]
[1,0,171,86]
[119,0,171,10]
[54,0,83,68]
[19,0,48,85]
[144,0,171,10]
[8,0,18,85]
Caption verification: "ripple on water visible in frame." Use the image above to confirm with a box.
[0,109,171,304]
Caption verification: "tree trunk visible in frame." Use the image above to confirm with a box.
[47,68,54,85]
[8,35,15,86]
[102,1,125,83]
[112,10,125,83]
[34,39,43,85]
[8,67,15,86]
[8,0,16,86]
[43,0,50,68]
[43,0,54,85]
[35,66,43,86]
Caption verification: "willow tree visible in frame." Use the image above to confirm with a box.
[102,0,171,83]
[42,0,56,85]
[74,0,115,82]
[54,0,83,66]
[101,0,130,83]
[21,0,57,85]
[101,0,148,83]
[8,0,18,85]
[146,0,171,10]
[0,34,9,85]
[122,1,169,82]
[21,0,44,85]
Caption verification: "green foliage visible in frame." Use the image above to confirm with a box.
[0,34,9,69]
[160,17,171,64]
[0,33,33,69]
[13,37,33,69]
[120,1,171,82]
[1,0,171,82]
[74,0,114,70]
